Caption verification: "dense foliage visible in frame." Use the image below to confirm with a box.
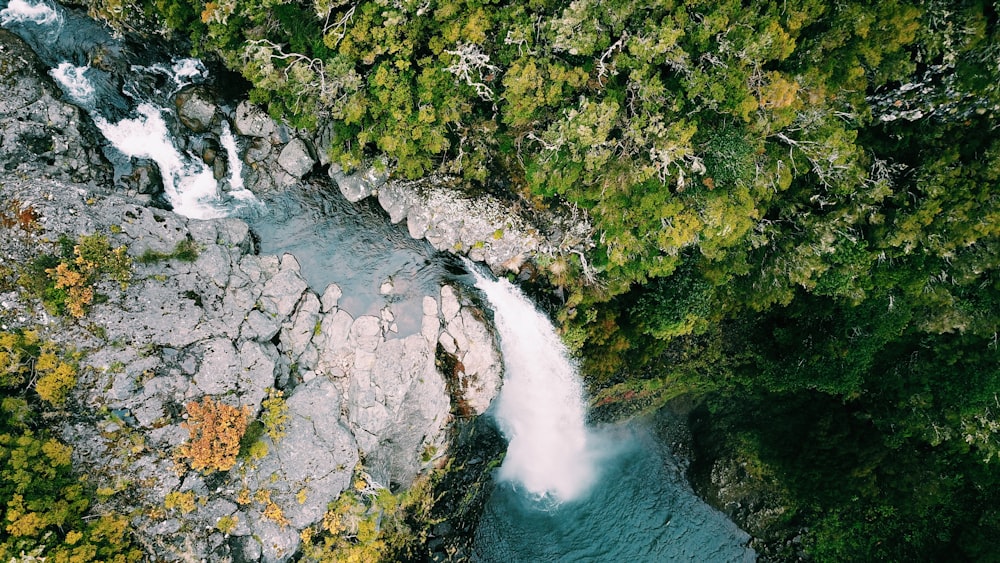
[0,331,142,562]
[81,0,1000,558]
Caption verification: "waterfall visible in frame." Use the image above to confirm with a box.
[3,0,261,220]
[0,0,62,30]
[468,266,597,503]
[93,103,239,219]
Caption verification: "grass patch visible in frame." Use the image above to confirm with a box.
[137,238,200,264]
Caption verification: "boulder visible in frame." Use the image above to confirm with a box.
[276,138,315,178]
[174,85,217,133]
[234,100,277,138]
[328,161,390,202]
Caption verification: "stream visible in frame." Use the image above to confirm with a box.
[2,1,756,560]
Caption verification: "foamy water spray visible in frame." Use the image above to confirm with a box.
[2,0,261,220]
[468,265,597,503]
[0,0,62,30]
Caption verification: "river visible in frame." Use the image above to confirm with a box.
[1,1,756,560]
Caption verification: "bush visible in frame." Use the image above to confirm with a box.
[177,397,251,473]
[19,233,131,319]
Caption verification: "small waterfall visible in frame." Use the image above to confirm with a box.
[0,0,62,31]
[93,103,240,219]
[3,0,261,220]
[468,266,597,503]
[220,120,247,192]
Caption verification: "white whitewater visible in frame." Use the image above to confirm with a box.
[469,267,597,503]
[93,103,236,219]
[0,0,62,29]
[49,62,96,110]
[220,121,246,191]
[7,0,262,221]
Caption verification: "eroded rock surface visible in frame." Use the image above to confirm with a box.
[0,175,503,563]
[0,30,108,183]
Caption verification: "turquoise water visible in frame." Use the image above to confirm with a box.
[473,424,755,562]
[3,3,757,558]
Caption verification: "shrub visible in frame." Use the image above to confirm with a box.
[177,397,250,473]
[136,239,200,264]
[20,233,131,319]
[0,331,77,407]
[260,388,288,441]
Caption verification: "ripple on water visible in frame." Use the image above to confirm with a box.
[250,183,449,336]
[472,425,756,563]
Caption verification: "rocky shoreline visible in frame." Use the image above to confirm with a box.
[1,27,509,561]
[0,19,775,562]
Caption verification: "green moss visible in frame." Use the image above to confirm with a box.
[137,238,200,264]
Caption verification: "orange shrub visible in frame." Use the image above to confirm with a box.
[177,397,250,473]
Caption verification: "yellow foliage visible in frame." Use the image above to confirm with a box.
[262,499,289,527]
[35,356,77,406]
[236,488,252,505]
[177,397,250,473]
[216,514,238,534]
[164,491,197,514]
[42,438,73,467]
[261,388,289,441]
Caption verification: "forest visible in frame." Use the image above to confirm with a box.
[9,0,1000,559]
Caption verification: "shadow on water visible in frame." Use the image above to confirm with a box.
[472,423,756,563]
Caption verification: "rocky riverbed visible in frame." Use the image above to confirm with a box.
[0,26,512,561]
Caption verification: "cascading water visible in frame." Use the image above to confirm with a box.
[467,266,599,503]
[5,1,759,558]
[468,264,756,561]
[1,0,261,220]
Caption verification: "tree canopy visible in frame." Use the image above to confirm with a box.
[82,0,1000,558]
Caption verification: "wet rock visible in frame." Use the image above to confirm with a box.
[438,285,502,416]
[276,138,315,178]
[175,85,217,133]
[120,159,162,195]
[0,30,109,183]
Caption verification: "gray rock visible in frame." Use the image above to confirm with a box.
[320,283,342,313]
[237,340,279,410]
[119,205,189,257]
[348,315,382,353]
[243,309,282,342]
[277,138,315,178]
[244,377,358,560]
[351,334,450,485]
[120,159,163,195]
[438,285,502,415]
[260,269,308,318]
[194,338,241,396]
[0,31,109,184]
[194,243,232,288]
[234,100,277,138]
[329,162,390,203]
[281,292,321,362]
[378,181,412,224]
[175,85,217,133]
